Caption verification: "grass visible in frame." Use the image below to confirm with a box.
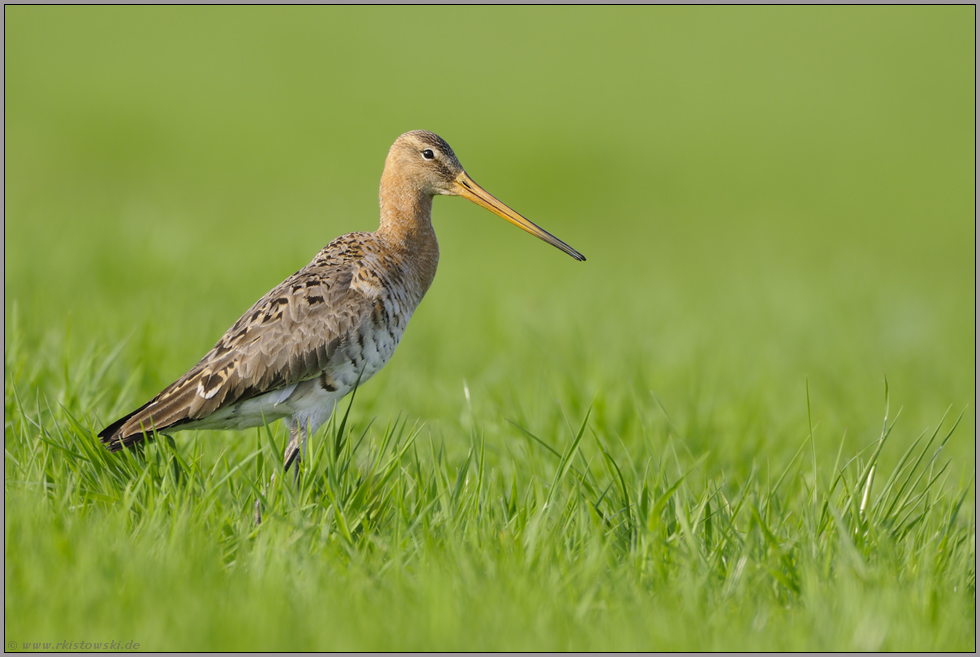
[5,6,975,651]
[4,333,976,650]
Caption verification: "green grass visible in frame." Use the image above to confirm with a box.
[5,6,975,651]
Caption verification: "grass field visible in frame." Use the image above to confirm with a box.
[5,7,975,651]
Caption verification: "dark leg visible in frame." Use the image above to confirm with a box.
[255,422,306,526]
[282,421,303,488]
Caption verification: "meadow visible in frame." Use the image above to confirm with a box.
[5,7,975,651]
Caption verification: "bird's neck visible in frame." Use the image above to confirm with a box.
[377,175,440,293]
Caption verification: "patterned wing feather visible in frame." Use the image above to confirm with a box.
[99,235,383,450]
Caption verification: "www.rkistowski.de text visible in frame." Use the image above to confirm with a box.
[8,640,140,651]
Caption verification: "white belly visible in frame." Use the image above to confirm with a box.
[182,378,340,432]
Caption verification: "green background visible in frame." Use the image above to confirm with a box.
[5,6,975,651]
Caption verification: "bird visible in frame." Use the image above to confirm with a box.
[98,130,585,477]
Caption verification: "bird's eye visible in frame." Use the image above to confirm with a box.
[421,149,435,160]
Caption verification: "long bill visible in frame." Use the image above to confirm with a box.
[454,172,586,262]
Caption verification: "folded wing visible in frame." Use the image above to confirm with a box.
[99,238,381,451]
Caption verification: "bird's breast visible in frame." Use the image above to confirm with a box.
[327,271,419,392]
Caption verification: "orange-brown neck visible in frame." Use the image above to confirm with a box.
[377,168,440,295]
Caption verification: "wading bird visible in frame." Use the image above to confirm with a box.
[99,130,585,477]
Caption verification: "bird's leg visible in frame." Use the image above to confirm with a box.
[256,422,301,526]
[283,421,303,489]
[300,421,311,486]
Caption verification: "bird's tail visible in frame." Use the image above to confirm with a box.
[98,399,159,451]
[98,386,199,451]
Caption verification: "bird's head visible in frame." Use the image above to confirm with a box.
[383,130,585,261]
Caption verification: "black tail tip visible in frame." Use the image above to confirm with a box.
[98,428,148,453]
[98,414,138,452]
[98,433,124,453]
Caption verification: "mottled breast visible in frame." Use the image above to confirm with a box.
[310,233,430,398]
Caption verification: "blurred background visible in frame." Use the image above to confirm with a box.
[4,7,975,469]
